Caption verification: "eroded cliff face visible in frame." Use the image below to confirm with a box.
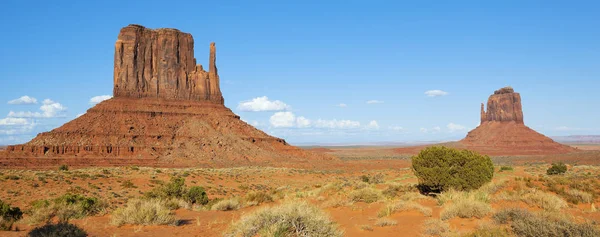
[480,87,524,124]
[113,24,223,103]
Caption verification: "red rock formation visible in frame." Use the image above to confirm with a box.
[461,87,575,155]
[113,24,223,103]
[0,25,331,168]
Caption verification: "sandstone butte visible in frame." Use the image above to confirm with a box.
[459,86,576,155]
[0,24,332,168]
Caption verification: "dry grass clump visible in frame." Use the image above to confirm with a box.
[566,189,593,204]
[378,201,432,217]
[225,201,343,237]
[440,198,492,220]
[521,190,567,211]
[110,198,178,226]
[493,208,600,237]
[437,189,490,206]
[348,188,382,203]
[375,218,398,227]
[28,193,107,224]
[462,225,510,237]
[423,219,451,236]
[321,197,351,208]
[244,191,273,206]
[211,198,241,211]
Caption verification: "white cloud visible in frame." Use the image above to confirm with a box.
[554,126,583,131]
[314,119,361,129]
[0,117,30,126]
[366,100,384,104]
[296,116,311,128]
[425,90,449,97]
[7,99,67,118]
[336,103,347,108]
[366,120,380,130]
[389,126,404,131]
[89,95,112,105]
[447,123,467,132]
[238,96,290,112]
[269,112,296,128]
[420,126,441,133]
[8,96,38,105]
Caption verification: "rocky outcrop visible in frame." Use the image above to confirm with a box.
[481,86,524,124]
[113,24,223,103]
[0,24,332,168]
[462,87,576,155]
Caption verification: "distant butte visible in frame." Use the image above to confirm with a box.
[0,24,331,168]
[460,86,576,155]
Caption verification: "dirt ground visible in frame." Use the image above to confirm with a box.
[0,145,599,236]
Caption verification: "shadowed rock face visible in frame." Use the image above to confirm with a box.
[481,86,524,124]
[113,24,223,103]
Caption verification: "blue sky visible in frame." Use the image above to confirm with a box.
[1,0,599,145]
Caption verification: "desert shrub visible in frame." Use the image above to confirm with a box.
[0,199,23,231]
[521,190,567,211]
[494,208,600,237]
[462,226,510,237]
[499,166,514,172]
[382,183,417,198]
[58,165,69,171]
[120,180,136,189]
[547,162,567,175]
[244,191,273,205]
[28,223,87,237]
[185,186,209,205]
[375,218,398,227]
[225,201,343,237]
[28,194,105,224]
[348,188,382,203]
[566,189,593,204]
[423,219,450,236]
[110,198,178,226]
[359,173,385,184]
[211,198,240,211]
[440,198,492,220]
[144,177,186,199]
[378,201,432,217]
[412,146,494,193]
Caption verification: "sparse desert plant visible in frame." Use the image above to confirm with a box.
[378,200,432,217]
[243,191,273,205]
[211,198,240,211]
[521,190,567,211]
[493,208,600,237]
[58,164,69,171]
[348,188,382,203]
[547,162,567,175]
[375,218,398,227]
[360,173,385,184]
[28,222,87,237]
[412,146,494,193]
[499,166,514,172]
[0,199,23,231]
[110,198,178,226]
[185,186,209,205]
[121,180,136,189]
[437,188,490,206]
[225,201,343,237]
[382,183,417,198]
[423,219,451,236]
[440,198,492,220]
[144,177,186,199]
[28,193,106,224]
[566,189,593,204]
[462,225,510,237]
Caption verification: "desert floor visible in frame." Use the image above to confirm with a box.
[1,145,600,236]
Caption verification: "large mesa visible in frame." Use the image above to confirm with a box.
[461,86,575,155]
[0,24,330,168]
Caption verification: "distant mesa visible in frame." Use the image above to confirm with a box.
[460,86,576,155]
[0,24,331,168]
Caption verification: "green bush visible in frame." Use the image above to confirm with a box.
[1,199,23,230]
[412,146,494,192]
[58,165,69,171]
[28,222,87,237]
[144,177,186,199]
[499,166,514,172]
[547,162,567,175]
[28,194,105,223]
[185,186,209,205]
